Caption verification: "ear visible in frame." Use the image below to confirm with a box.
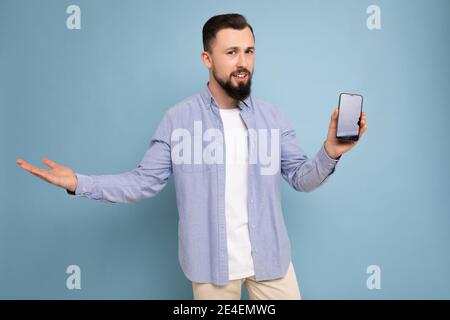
[201,51,212,70]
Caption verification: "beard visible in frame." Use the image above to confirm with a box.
[212,67,253,102]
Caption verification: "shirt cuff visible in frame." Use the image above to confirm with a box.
[66,173,95,197]
[318,143,340,169]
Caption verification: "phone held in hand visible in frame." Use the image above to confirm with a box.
[336,93,363,141]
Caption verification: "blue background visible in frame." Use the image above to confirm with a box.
[1,0,449,299]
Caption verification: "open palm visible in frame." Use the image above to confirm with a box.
[16,158,78,192]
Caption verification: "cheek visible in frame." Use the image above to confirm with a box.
[248,57,255,71]
[212,55,242,76]
[214,63,233,78]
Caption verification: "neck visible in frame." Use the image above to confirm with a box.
[207,78,238,109]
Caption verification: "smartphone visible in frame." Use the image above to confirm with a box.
[336,93,363,141]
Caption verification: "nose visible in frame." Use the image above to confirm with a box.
[237,52,248,69]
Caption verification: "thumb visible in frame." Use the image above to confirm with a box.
[332,107,338,120]
[329,107,338,130]
[42,157,57,169]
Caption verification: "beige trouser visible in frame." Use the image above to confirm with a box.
[192,261,301,300]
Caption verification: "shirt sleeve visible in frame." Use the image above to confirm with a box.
[279,109,340,192]
[66,112,173,203]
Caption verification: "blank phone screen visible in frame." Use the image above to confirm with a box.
[337,94,362,138]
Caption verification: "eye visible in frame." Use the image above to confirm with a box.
[227,51,236,55]
[246,49,254,54]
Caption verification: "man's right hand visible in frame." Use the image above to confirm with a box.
[16,157,78,193]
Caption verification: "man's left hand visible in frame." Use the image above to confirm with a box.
[324,107,367,159]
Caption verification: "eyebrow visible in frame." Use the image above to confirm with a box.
[225,46,255,51]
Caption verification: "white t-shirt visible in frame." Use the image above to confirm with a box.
[219,107,255,280]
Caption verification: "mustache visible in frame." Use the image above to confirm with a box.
[230,69,251,77]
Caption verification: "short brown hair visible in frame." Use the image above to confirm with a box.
[202,13,255,52]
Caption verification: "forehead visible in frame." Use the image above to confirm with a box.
[213,27,254,49]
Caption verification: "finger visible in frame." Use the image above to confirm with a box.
[332,107,338,120]
[329,107,338,130]
[18,162,53,182]
[359,125,367,137]
[42,157,57,169]
[29,167,54,183]
[17,159,33,170]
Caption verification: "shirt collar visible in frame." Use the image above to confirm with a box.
[200,82,252,111]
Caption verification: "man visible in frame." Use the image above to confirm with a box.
[16,13,367,300]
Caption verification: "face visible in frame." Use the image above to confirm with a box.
[203,27,255,101]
